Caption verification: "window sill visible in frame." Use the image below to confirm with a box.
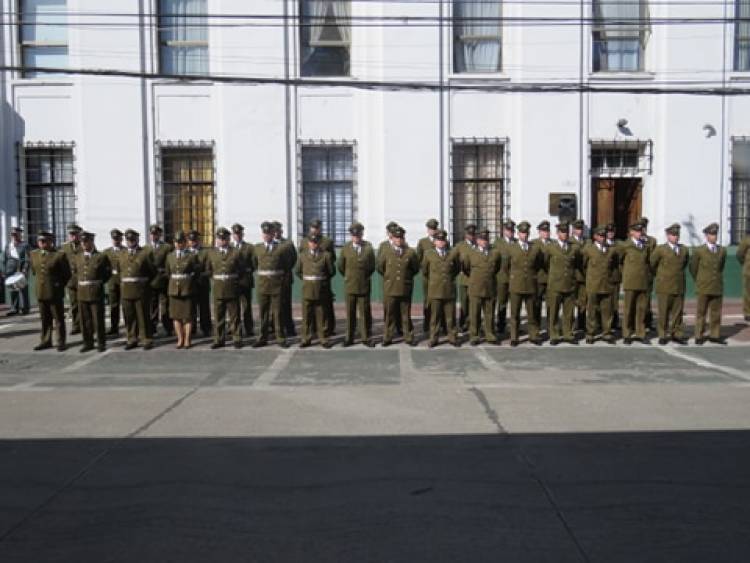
[588,71,656,81]
[729,72,750,81]
[298,75,356,83]
[11,77,74,86]
[449,73,511,84]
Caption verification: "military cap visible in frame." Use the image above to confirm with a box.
[629,222,645,232]
[272,221,282,230]
[593,225,607,236]
[556,221,570,232]
[425,218,439,229]
[387,222,400,234]
[517,221,531,234]
[464,223,477,234]
[703,222,719,235]
[434,229,448,241]
[10,226,23,234]
[477,228,490,240]
[110,228,123,238]
[537,220,551,231]
[308,233,322,244]
[665,223,681,235]
[149,224,163,235]
[124,228,140,239]
[309,218,323,229]
[187,230,200,241]
[392,226,406,238]
[67,223,82,233]
[174,230,187,243]
[503,219,516,230]
[605,222,616,232]
[216,227,231,239]
[37,230,54,241]
[231,223,244,233]
[80,231,96,241]
[572,219,585,230]
[639,216,650,227]
[349,222,364,235]
[261,222,274,234]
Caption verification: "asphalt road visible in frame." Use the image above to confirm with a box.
[1,312,750,562]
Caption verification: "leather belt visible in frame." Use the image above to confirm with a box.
[213,274,238,280]
[257,270,284,276]
[122,277,148,283]
[303,275,326,281]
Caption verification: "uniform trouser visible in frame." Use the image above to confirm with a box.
[623,290,648,339]
[496,282,510,334]
[122,296,153,345]
[213,297,240,345]
[384,296,413,343]
[258,293,285,344]
[430,298,457,344]
[67,286,80,332]
[612,283,621,328]
[645,281,655,328]
[743,276,750,318]
[422,277,431,332]
[39,298,65,346]
[238,286,255,337]
[80,298,106,348]
[575,283,587,330]
[469,296,497,343]
[107,282,121,331]
[656,293,685,340]
[302,298,329,345]
[548,290,575,341]
[587,292,613,339]
[150,286,171,334]
[695,294,722,340]
[195,284,212,335]
[535,283,548,334]
[280,278,296,335]
[345,293,372,343]
[458,283,470,331]
[510,293,540,342]
[324,281,336,336]
[9,286,30,313]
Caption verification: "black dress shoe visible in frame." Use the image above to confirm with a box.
[672,337,688,345]
[709,337,727,345]
[143,342,154,350]
[299,341,310,348]
[564,339,578,346]
[252,340,267,348]
[585,338,595,345]
[278,340,289,349]
[56,344,67,352]
[745,316,750,323]
[124,342,138,350]
[210,342,224,350]
[695,337,705,345]
[427,341,437,348]
[6,311,18,316]
[107,330,119,337]
[452,341,461,348]
[623,338,632,345]
[233,341,243,349]
[33,343,52,351]
[80,345,94,353]
[658,338,669,345]
[470,340,479,346]
[382,340,392,347]
[510,340,519,347]
[604,336,617,345]
[342,340,353,348]
[409,340,419,347]
[530,338,543,346]
[322,341,333,349]
[97,346,106,353]
[70,329,81,335]
[550,339,560,346]
[365,340,376,348]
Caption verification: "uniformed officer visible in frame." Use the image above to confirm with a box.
[416,218,441,333]
[454,224,477,332]
[165,231,200,349]
[504,221,543,346]
[378,222,403,336]
[650,223,690,345]
[605,222,622,330]
[118,229,156,350]
[493,219,516,336]
[296,234,335,348]
[30,231,71,351]
[274,221,297,337]
[103,229,124,335]
[62,223,83,334]
[377,226,420,346]
[299,219,336,337]
[231,223,256,339]
[570,219,588,332]
[253,222,292,348]
[639,217,658,331]
[145,224,173,336]
[337,222,376,347]
[187,230,212,337]
[533,220,552,336]
[2,226,31,315]
[464,229,502,346]
[378,221,399,255]
[207,227,244,349]
[422,229,461,347]
[737,232,750,322]
[582,225,618,344]
[544,221,581,345]
[619,222,651,344]
[690,223,727,345]
[72,231,112,352]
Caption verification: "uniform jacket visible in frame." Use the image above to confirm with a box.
[377,244,420,298]
[296,250,335,301]
[543,241,581,294]
[165,250,200,298]
[463,246,502,298]
[116,247,156,300]
[254,241,294,296]
[422,247,461,300]
[737,235,750,279]
[206,247,245,300]
[103,246,125,287]
[277,237,297,289]
[454,239,477,287]
[606,239,623,284]
[690,244,727,296]
[2,242,30,276]
[492,237,515,285]
[503,240,542,295]
[650,243,690,295]
[71,250,112,301]
[62,241,82,289]
[231,240,256,289]
[619,238,651,292]
[145,241,173,290]
[30,248,71,301]
[533,238,553,286]
[337,241,376,296]
[299,236,336,262]
[582,242,618,295]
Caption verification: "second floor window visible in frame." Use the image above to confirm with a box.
[300,0,351,77]
[159,0,209,75]
[593,0,649,72]
[453,0,502,73]
[737,0,750,71]
[20,0,69,78]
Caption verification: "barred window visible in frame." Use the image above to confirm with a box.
[158,145,215,243]
[453,0,502,73]
[300,0,351,77]
[300,144,355,247]
[22,145,76,245]
[592,0,650,72]
[590,140,652,176]
[451,142,505,243]
[731,139,750,244]
[158,0,208,75]
[737,0,750,71]
[19,0,69,78]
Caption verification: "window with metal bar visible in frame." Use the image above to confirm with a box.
[731,140,750,244]
[453,0,503,73]
[19,0,69,78]
[300,0,351,77]
[160,147,215,243]
[23,145,76,245]
[451,143,505,243]
[736,0,750,71]
[592,0,650,72]
[590,141,652,176]
[158,0,209,75]
[300,145,355,247]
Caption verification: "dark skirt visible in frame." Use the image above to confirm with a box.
[169,295,194,322]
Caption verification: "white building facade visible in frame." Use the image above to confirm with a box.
[1,0,750,250]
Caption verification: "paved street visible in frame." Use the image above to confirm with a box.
[1,310,750,562]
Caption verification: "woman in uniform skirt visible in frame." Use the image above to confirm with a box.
[165,231,200,349]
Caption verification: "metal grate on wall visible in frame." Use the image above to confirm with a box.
[589,139,653,177]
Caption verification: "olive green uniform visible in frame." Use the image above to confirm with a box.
[503,241,542,342]
[533,238,552,334]
[377,244,420,344]
[165,250,199,322]
[492,237,514,335]
[606,239,623,329]
[206,247,245,346]
[690,244,727,340]
[422,247,461,345]
[296,250,335,345]
[464,247,502,344]
[278,238,298,336]
[619,239,651,340]
[146,241,173,334]
[103,246,124,333]
[737,235,750,319]
[582,242,618,340]
[337,241,376,343]
[30,248,71,348]
[254,241,294,345]
[416,236,436,332]
[62,240,82,332]
[644,234,658,329]
[189,246,212,336]
[232,240,256,337]
[543,241,581,342]
[570,235,587,331]
[454,239,476,331]
[377,238,402,335]
[650,243,690,340]
[72,250,112,349]
[300,236,336,336]
[117,247,156,346]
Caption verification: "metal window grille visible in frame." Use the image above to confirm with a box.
[18,0,69,78]
[158,0,209,75]
[298,141,356,247]
[300,0,351,77]
[730,138,750,244]
[155,141,216,244]
[589,140,653,177]
[592,0,650,72]
[18,142,77,246]
[450,139,509,243]
[736,0,750,71]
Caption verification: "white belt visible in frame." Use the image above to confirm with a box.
[122,277,148,283]
[258,270,284,276]
[171,273,191,280]
[112,270,119,275]
[78,280,102,286]
[213,274,238,280]
[303,275,326,281]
